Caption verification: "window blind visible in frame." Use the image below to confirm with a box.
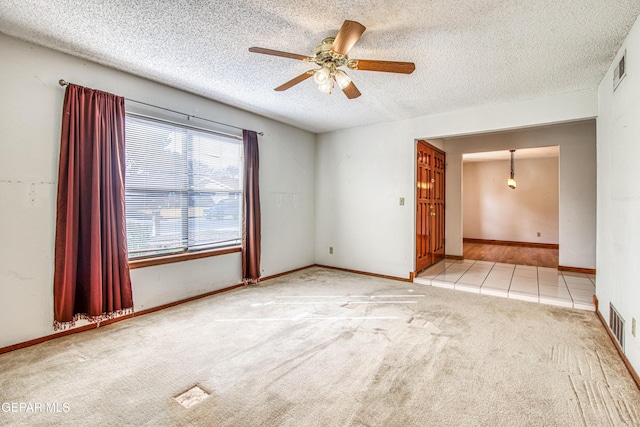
[125,115,243,258]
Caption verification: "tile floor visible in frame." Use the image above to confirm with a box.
[414,259,595,311]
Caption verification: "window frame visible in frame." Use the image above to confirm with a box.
[124,112,243,268]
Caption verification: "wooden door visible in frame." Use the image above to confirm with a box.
[416,141,446,272]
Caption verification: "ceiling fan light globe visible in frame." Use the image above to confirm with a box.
[318,81,333,94]
[334,69,351,89]
[314,67,331,85]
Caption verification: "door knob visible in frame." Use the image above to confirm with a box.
[431,212,436,216]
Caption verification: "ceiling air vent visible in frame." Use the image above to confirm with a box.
[609,302,625,351]
[613,50,626,90]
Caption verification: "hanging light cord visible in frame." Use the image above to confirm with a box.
[510,150,515,179]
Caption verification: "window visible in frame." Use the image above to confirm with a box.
[125,115,243,259]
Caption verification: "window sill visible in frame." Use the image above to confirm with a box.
[129,246,242,269]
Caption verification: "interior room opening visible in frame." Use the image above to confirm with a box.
[462,146,560,267]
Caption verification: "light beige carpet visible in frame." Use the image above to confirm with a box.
[1,267,639,426]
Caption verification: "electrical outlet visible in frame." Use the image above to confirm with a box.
[399,197,405,206]
[632,318,637,338]
[329,247,333,254]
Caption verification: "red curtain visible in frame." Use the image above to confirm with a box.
[242,130,261,284]
[53,84,133,330]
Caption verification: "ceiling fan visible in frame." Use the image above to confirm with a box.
[249,20,415,99]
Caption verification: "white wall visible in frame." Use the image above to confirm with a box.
[597,16,640,375]
[316,92,597,278]
[463,157,559,244]
[0,34,316,348]
[446,123,596,268]
[315,125,416,278]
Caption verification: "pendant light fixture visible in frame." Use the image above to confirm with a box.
[508,149,517,189]
[313,66,331,85]
[313,65,353,94]
[334,69,352,89]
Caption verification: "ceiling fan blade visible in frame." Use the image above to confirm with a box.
[331,20,366,56]
[348,59,415,74]
[341,81,361,99]
[249,47,310,61]
[274,71,314,91]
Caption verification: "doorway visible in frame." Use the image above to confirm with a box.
[416,140,445,272]
[462,146,559,267]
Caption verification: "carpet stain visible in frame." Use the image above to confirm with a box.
[70,350,89,362]
[548,344,606,380]
[265,330,356,384]
[548,343,640,425]
[569,377,640,426]
[352,326,451,425]
[174,385,210,408]
[407,314,427,326]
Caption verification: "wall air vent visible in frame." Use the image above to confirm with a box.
[613,50,626,90]
[609,302,625,351]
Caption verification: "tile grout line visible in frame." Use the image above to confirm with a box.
[507,264,517,295]
[559,271,574,307]
[451,260,469,287]
[437,259,477,286]
[478,261,496,290]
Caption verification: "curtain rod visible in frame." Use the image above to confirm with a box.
[58,79,263,136]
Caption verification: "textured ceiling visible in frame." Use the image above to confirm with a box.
[463,146,559,162]
[1,1,639,133]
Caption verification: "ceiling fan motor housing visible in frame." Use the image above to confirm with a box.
[313,37,348,68]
